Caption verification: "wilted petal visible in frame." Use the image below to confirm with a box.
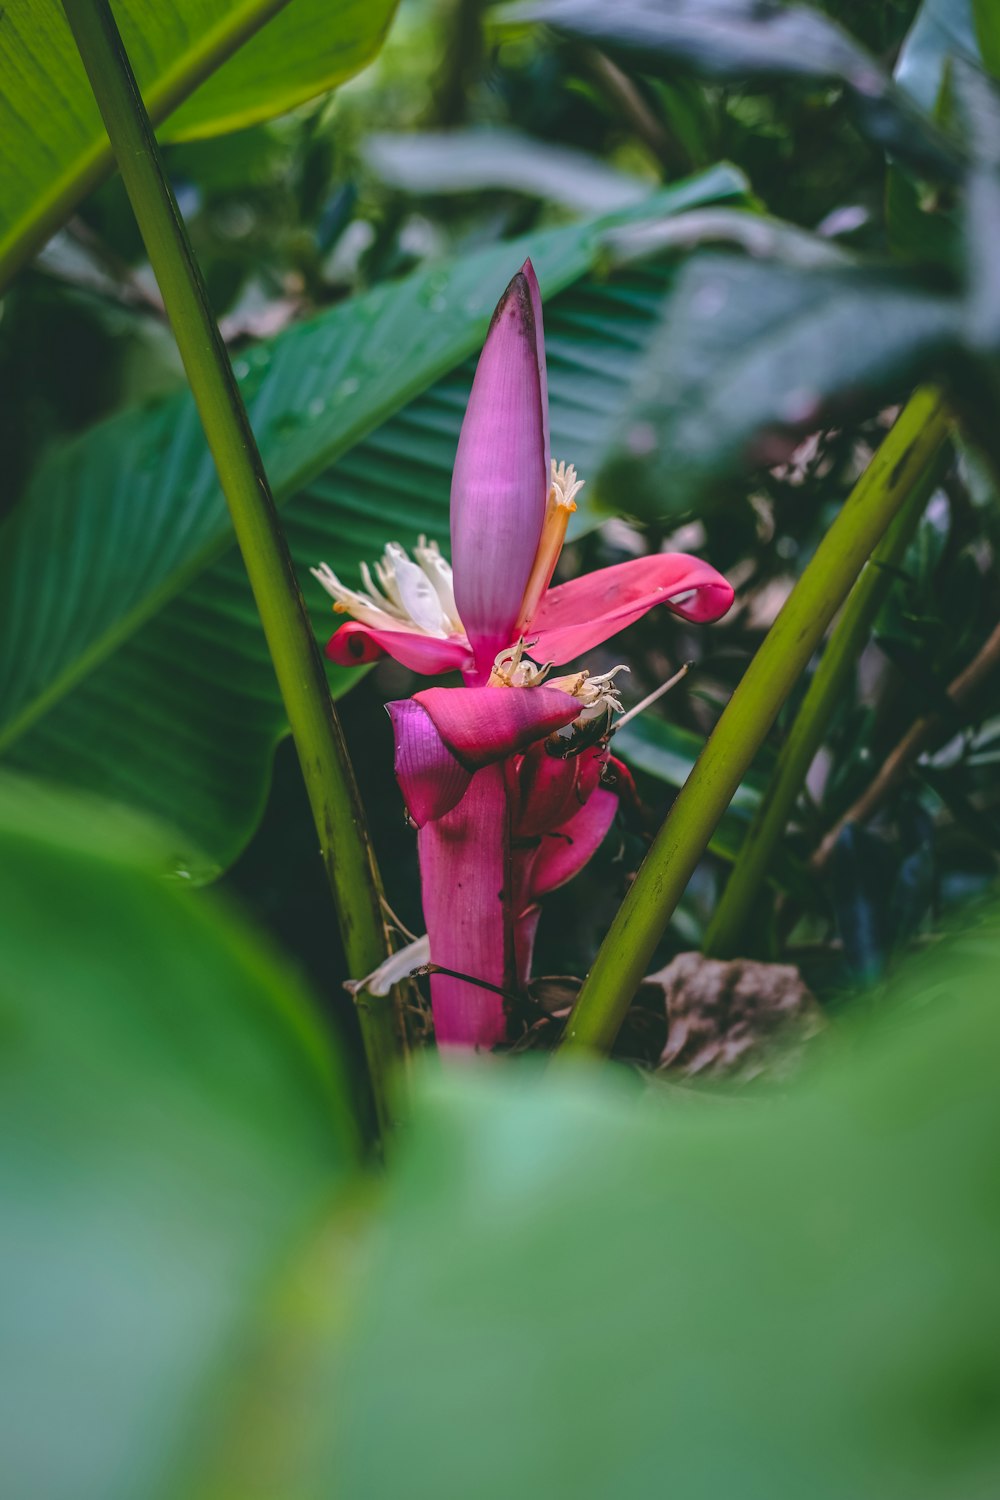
[345,934,430,998]
[327,621,472,675]
[451,265,549,673]
[530,788,619,899]
[387,699,473,827]
[414,685,579,770]
[528,555,735,665]
[418,764,511,1049]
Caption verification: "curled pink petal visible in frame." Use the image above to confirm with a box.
[514,744,606,838]
[327,621,472,675]
[530,788,619,899]
[418,764,511,1049]
[387,700,472,827]
[414,685,579,770]
[528,555,735,665]
[451,267,548,674]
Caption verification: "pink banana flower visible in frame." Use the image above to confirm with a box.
[314,261,733,1050]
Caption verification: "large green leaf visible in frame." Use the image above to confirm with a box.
[0,169,745,875]
[600,252,963,518]
[0,772,357,1500]
[313,914,1000,1498]
[0,0,397,290]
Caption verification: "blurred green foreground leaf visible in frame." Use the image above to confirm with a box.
[326,923,1000,1499]
[2,775,998,1498]
[0,774,358,1500]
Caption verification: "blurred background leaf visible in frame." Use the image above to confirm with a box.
[599,252,962,517]
[895,0,988,111]
[500,0,962,179]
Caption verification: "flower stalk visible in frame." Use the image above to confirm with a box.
[559,385,953,1057]
[62,0,401,1139]
[319,262,733,1049]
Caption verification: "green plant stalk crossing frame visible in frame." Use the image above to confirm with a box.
[61,0,400,1139]
[703,398,952,959]
[559,386,952,1055]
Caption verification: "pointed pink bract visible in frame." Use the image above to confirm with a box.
[451,265,549,677]
[528,788,619,898]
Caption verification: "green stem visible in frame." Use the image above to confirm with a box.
[62,0,400,1141]
[703,408,951,960]
[559,386,952,1056]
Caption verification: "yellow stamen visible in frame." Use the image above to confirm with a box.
[516,460,583,631]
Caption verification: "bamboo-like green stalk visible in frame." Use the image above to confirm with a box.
[559,387,952,1056]
[62,0,400,1140]
[703,405,951,959]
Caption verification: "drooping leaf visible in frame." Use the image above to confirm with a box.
[502,0,962,180]
[0,772,357,1500]
[599,252,963,518]
[0,169,746,874]
[0,0,397,290]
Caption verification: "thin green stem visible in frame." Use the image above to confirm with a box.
[703,408,951,960]
[62,0,400,1141]
[559,387,952,1056]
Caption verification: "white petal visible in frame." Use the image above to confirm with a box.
[415,538,461,628]
[391,554,451,635]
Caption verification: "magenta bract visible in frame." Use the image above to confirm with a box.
[318,259,735,1049]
